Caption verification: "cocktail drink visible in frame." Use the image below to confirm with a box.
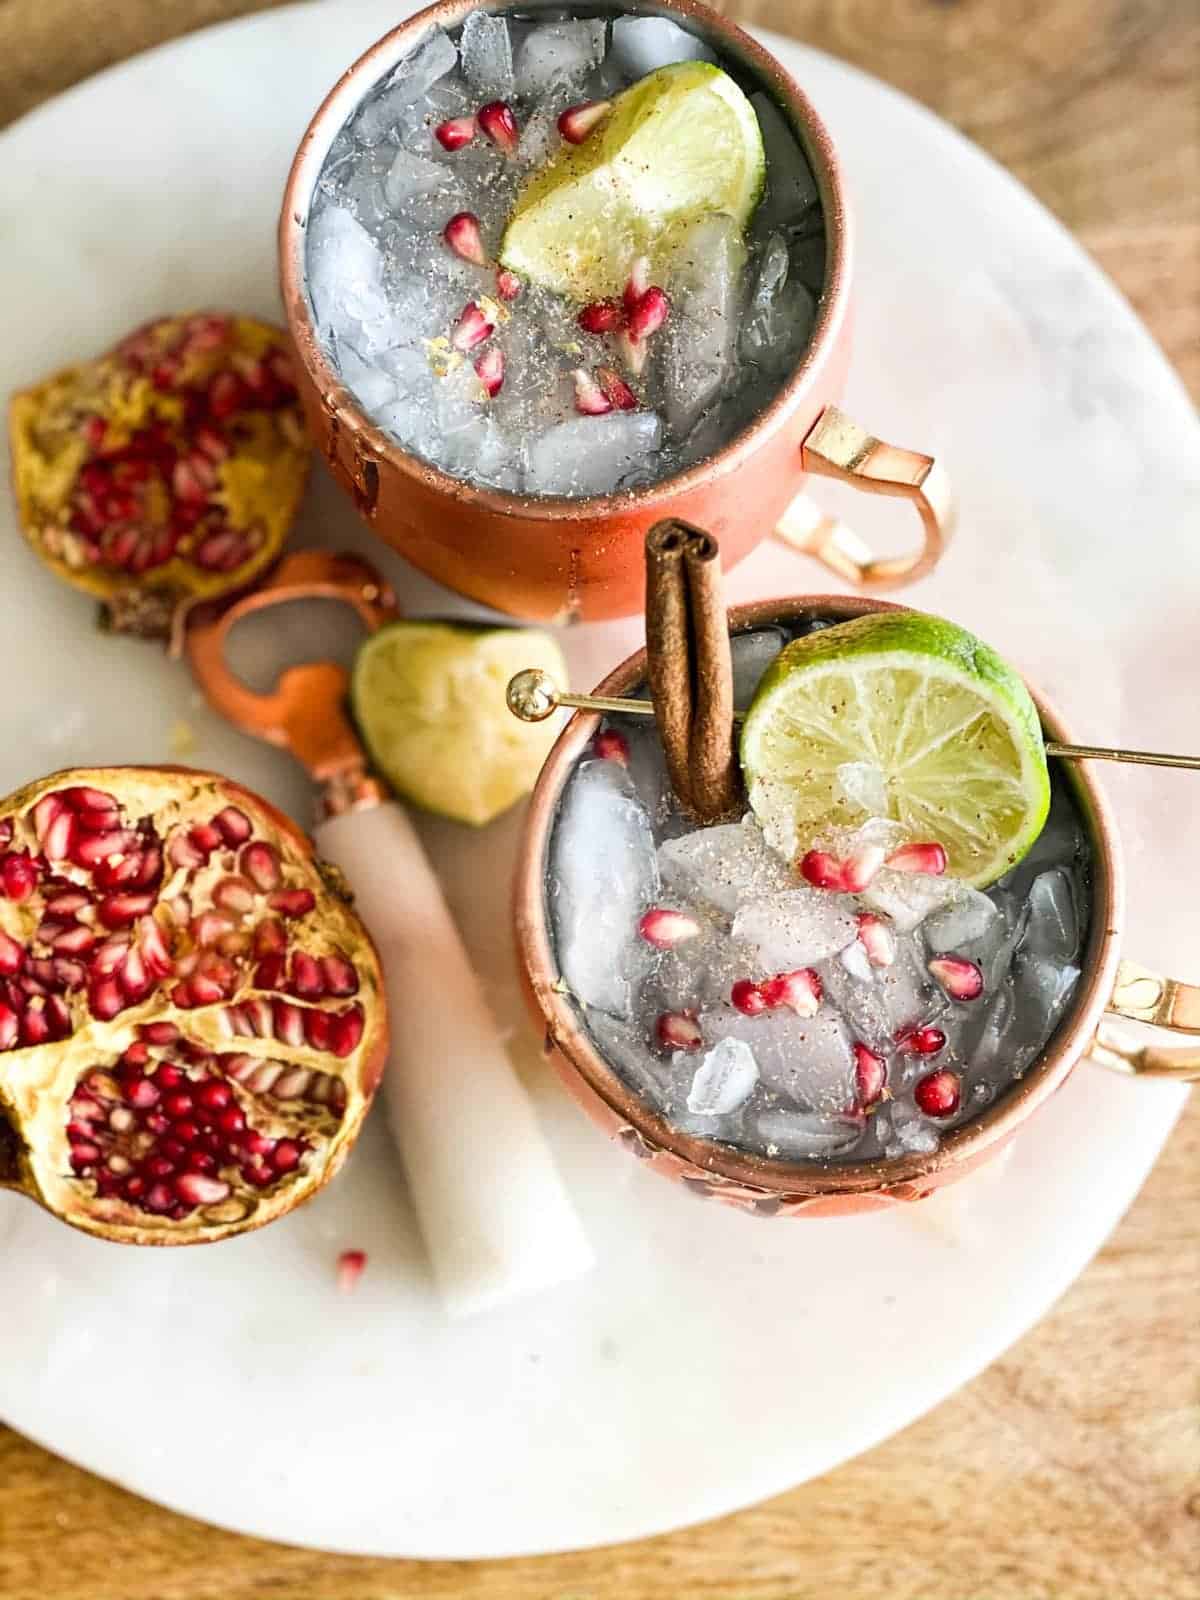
[538,604,1093,1168]
[305,6,824,495]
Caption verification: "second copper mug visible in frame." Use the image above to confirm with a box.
[279,0,953,622]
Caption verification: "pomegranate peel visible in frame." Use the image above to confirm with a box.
[9,313,311,637]
[0,767,387,1246]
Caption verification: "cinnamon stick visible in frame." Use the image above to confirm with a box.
[645,522,694,814]
[644,520,742,823]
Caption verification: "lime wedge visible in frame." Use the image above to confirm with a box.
[500,61,765,301]
[739,613,1051,887]
[351,622,567,826]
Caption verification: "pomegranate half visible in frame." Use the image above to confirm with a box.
[0,768,387,1245]
[8,313,311,636]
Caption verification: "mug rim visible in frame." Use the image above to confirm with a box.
[278,0,853,519]
[513,594,1126,1198]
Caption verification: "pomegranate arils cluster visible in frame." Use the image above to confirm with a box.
[10,313,309,635]
[0,769,385,1244]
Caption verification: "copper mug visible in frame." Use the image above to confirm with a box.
[279,0,953,622]
[513,595,1199,1217]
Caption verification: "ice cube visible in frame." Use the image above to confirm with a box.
[861,867,964,933]
[739,1107,866,1160]
[1021,870,1080,964]
[525,412,662,496]
[924,889,1000,951]
[839,937,875,984]
[732,890,860,970]
[739,232,816,376]
[354,30,459,145]
[1012,955,1081,1043]
[550,758,660,1017]
[306,206,389,337]
[820,935,945,1051]
[687,1037,759,1115]
[649,918,761,1014]
[459,11,515,98]
[515,21,606,96]
[703,1006,855,1113]
[836,761,888,818]
[731,628,787,711]
[383,148,459,209]
[608,16,717,76]
[659,214,748,434]
[751,94,820,225]
[658,816,791,916]
[883,1102,940,1156]
[333,342,396,412]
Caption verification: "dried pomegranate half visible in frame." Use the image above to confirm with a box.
[0,767,386,1244]
[8,313,310,637]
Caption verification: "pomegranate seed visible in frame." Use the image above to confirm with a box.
[330,1006,364,1058]
[320,955,358,997]
[897,1026,947,1056]
[242,1131,274,1157]
[214,808,251,847]
[557,98,611,143]
[97,891,155,928]
[140,1021,179,1045]
[172,458,209,506]
[185,1150,216,1173]
[192,911,234,948]
[0,931,22,976]
[242,1162,274,1189]
[144,1182,176,1213]
[474,346,505,399]
[119,1042,149,1072]
[573,368,612,415]
[255,954,286,990]
[270,1139,303,1174]
[172,1170,231,1207]
[272,998,304,1046]
[304,1008,333,1051]
[195,1080,232,1112]
[594,728,629,764]
[799,850,846,891]
[144,1112,170,1136]
[760,968,823,1017]
[656,1011,703,1051]
[637,908,702,949]
[0,1005,18,1049]
[66,1121,94,1143]
[163,1090,194,1119]
[577,300,626,335]
[1,852,38,900]
[928,955,984,1001]
[208,370,244,419]
[268,889,315,919]
[189,822,222,855]
[154,1064,184,1089]
[886,841,948,876]
[123,1076,159,1109]
[731,979,768,1016]
[217,1105,246,1136]
[435,115,476,150]
[914,1069,961,1118]
[32,793,65,843]
[450,301,495,353]
[477,99,518,153]
[173,1120,201,1146]
[494,268,522,301]
[70,1143,101,1170]
[626,285,670,342]
[337,1249,367,1294]
[254,917,287,955]
[853,1042,887,1110]
[856,913,896,967]
[42,811,76,861]
[214,876,255,915]
[143,1154,176,1181]
[443,211,488,266]
[840,845,886,893]
[290,952,324,998]
[89,976,124,1020]
[597,367,638,411]
[240,841,281,891]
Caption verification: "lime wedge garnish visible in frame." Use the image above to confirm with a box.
[500,61,765,301]
[739,613,1051,887]
[351,622,567,826]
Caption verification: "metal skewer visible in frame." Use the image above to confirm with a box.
[506,670,1200,773]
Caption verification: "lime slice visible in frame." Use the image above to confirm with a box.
[740,613,1051,887]
[500,61,765,301]
[351,622,567,826]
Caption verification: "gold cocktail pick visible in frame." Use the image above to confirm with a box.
[505,669,1200,773]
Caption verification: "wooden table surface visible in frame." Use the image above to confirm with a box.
[0,2,1197,1595]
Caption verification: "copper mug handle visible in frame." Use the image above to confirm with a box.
[774,405,954,588]
[1091,962,1200,1082]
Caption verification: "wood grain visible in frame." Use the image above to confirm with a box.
[0,2,1198,1596]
